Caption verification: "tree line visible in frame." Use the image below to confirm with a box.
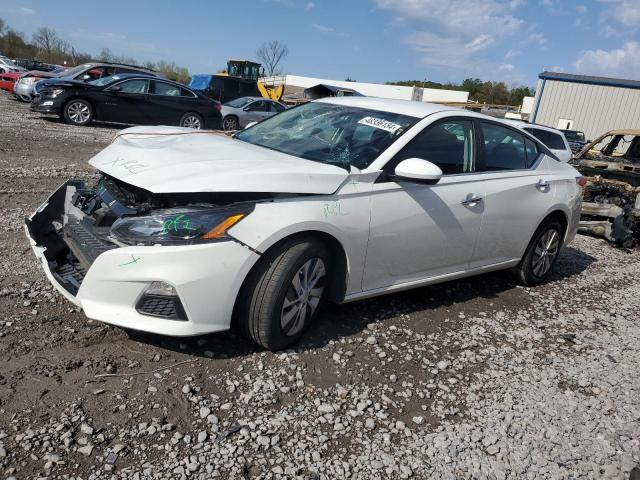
[0,17,191,84]
[387,78,534,106]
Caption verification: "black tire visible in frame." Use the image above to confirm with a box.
[237,237,330,351]
[179,112,203,129]
[511,217,563,286]
[222,115,239,131]
[63,99,93,126]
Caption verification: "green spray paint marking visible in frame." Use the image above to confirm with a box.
[119,255,141,267]
[162,215,198,234]
[323,201,348,218]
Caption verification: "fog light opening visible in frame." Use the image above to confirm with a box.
[136,282,187,321]
[145,281,177,296]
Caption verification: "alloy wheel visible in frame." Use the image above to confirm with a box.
[67,102,90,124]
[223,117,238,131]
[531,228,560,277]
[280,257,326,337]
[182,114,202,129]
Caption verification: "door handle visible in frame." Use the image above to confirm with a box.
[462,194,483,207]
[536,179,550,192]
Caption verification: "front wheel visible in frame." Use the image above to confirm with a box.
[180,112,203,129]
[511,217,563,286]
[237,237,330,351]
[63,99,93,126]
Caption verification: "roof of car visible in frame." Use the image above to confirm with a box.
[316,96,458,118]
[103,73,187,87]
[83,61,157,72]
[505,120,564,134]
[107,72,160,80]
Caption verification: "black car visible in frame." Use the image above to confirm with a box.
[31,74,222,130]
[14,59,59,72]
[34,62,161,94]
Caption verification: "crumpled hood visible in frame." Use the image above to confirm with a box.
[88,126,349,194]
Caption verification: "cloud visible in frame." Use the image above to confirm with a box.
[311,23,349,37]
[574,41,640,79]
[597,0,640,28]
[306,1,315,10]
[375,0,526,76]
[505,49,521,59]
[521,32,547,46]
[499,63,515,71]
[97,32,127,41]
[576,4,588,14]
[0,6,36,15]
[376,0,523,38]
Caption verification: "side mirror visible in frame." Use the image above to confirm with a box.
[393,158,443,184]
[244,121,258,129]
[109,85,122,92]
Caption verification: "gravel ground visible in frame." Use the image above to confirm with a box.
[0,91,639,479]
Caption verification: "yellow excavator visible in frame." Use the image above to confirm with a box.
[218,60,284,101]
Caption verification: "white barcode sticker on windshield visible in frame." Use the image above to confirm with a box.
[358,116,402,133]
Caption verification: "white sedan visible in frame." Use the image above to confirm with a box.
[26,97,583,350]
[508,121,573,163]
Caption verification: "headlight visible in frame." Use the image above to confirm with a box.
[110,205,253,246]
[20,77,37,85]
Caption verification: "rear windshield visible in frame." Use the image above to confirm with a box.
[563,130,585,142]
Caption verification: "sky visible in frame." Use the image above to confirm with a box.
[0,0,639,87]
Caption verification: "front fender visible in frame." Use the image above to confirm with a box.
[228,193,371,296]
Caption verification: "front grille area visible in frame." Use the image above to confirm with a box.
[50,256,87,295]
[136,294,187,321]
[64,217,116,268]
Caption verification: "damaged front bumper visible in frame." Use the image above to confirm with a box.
[25,181,261,336]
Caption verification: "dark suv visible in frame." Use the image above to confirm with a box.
[34,62,161,94]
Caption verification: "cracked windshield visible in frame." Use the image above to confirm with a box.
[236,102,417,169]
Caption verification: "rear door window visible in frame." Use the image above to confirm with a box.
[269,102,285,112]
[248,101,269,112]
[524,138,540,167]
[117,79,150,94]
[154,81,181,96]
[480,123,527,171]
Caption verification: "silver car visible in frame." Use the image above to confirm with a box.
[221,96,286,131]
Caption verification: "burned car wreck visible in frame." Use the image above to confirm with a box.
[571,129,640,247]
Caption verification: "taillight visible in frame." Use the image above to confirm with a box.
[576,176,588,187]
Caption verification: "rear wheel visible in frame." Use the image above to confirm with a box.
[180,112,203,129]
[511,217,563,286]
[63,99,93,126]
[222,115,239,131]
[237,237,330,351]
